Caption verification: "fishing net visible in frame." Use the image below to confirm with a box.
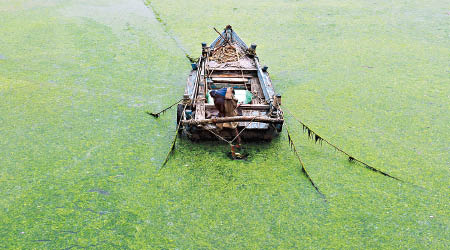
[210,43,246,63]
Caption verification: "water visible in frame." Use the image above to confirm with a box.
[0,0,448,248]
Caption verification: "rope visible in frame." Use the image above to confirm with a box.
[285,123,326,200]
[207,67,215,78]
[230,116,256,144]
[202,125,231,145]
[202,116,259,145]
[147,98,182,118]
[160,104,187,169]
[283,107,402,181]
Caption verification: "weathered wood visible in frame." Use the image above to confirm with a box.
[210,83,248,89]
[207,67,257,71]
[181,26,283,141]
[191,57,203,104]
[195,80,206,120]
[205,104,269,110]
[254,57,272,102]
[184,71,196,98]
[195,69,206,120]
[182,116,283,125]
[239,110,269,129]
[210,74,254,78]
[250,77,264,104]
[211,77,248,83]
[195,100,205,120]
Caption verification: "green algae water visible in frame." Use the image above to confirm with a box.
[1,0,448,248]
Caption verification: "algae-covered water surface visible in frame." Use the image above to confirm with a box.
[1,0,449,249]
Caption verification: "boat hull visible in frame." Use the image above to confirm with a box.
[178,25,284,142]
[182,124,280,142]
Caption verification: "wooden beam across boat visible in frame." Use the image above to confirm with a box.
[210,74,254,78]
[207,67,258,71]
[182,116,283,125]
[204,104,269,110]
[211,77,249,83]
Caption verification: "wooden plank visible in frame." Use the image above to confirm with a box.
[205,104,269,110]
[207,67,257,71]
[254,58,272,101]
[210,74,254,78]
[184,70,197,97]
[238,110,268,128]
[195,100,205,120]
[251,110,269,129]
[250,78,264,104]
[195,74,206,120]
[183,116,283,125]
[210,83,247,89]
[211,77,248,83]
[239,110,251,127]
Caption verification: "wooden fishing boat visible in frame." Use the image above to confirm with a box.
[178,25,283,141]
